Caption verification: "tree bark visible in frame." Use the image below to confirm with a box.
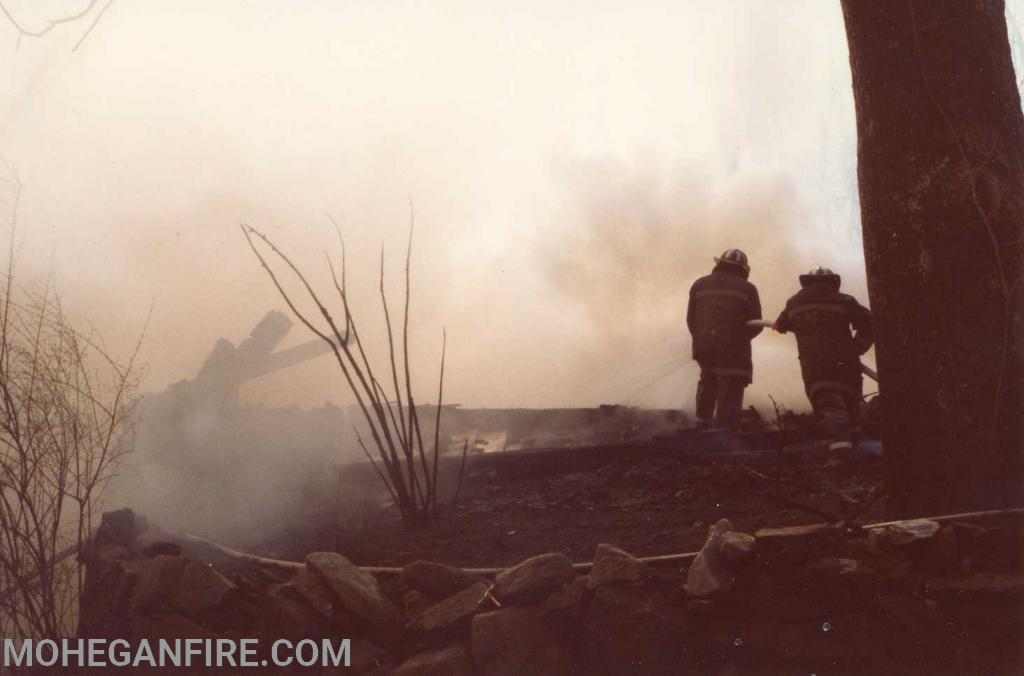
[840,0,1024,516]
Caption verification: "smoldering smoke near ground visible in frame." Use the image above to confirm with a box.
[109,157,876,541]
[0,1,886,544]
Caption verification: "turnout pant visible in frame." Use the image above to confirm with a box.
[810,387,860,451]
[696,370,747,431]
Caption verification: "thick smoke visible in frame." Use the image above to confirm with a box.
[0,0,885,539]
[536,159,872,413]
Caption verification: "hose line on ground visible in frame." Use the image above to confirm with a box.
[168,506,1024,576]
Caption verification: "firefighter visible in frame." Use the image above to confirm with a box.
[686,249,763,431]
[774,267,873,456]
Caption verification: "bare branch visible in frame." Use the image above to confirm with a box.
[242,212,449,523]
[379,247,421,506]
[451,438,469,504]
[430,329,446,514]
[401,205,432,509]
[354,428,399,507]
[241,223,413,509]
[0,184,141,637]
[71,0,114,51]
[0,0,112,50]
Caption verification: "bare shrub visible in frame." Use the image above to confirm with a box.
[241,217,446,523]
[0,179,143,640]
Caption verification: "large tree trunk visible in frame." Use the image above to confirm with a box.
[840,0,1024,517]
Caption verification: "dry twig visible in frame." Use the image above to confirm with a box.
[241,214,449,522]
[0,0,114,50]
[0,177,142,640]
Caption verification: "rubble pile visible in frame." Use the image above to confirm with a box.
[79,508,1024,674]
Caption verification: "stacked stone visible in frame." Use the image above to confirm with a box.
[79,509,1024,674]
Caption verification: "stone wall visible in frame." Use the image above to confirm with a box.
[77,508,1024,674]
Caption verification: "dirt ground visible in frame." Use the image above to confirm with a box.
[259,443,887,568]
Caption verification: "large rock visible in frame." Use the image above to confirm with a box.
[588,544,647,589]
[394,643,474,676]
[401,561,483,600]
[544,576,590,613]
[755,521,842,567]
[141,541,183,558]
[494,553,575,606]
[719,531,756,563]
[291,567,334,619]
[130,612,210,643]
[172,559,237,618]
[401,589,432,624]
[78,556,136,639]
[94,508,148,549]
[577,585,684,675]
[790,557,883,604]
[199,595,263,635]
[129,555,188,615]
[841,538,912,581]
[409,581,494,644]
[128,555,236,619]
[306,551,402,641]
[322,639,394,676]
[543,575,591,636]
[262,583,324,641]
[351,639,395,675]
[870,519,941,549]
[685,519,736,597]
[471,607,572,676]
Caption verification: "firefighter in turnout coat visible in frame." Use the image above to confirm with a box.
[774,267,873,454]
[686,249,763,431]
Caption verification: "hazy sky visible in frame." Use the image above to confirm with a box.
[2,1,1022,412]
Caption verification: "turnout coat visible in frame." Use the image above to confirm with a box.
[774,280,873,398]
[686,266,763,384]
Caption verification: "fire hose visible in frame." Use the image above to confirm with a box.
[3,503,1021,601]
[169,505,1024,575]
[745,319,878,382]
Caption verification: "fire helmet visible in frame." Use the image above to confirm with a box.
[714,249,750,273]
[799,266,841,289]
